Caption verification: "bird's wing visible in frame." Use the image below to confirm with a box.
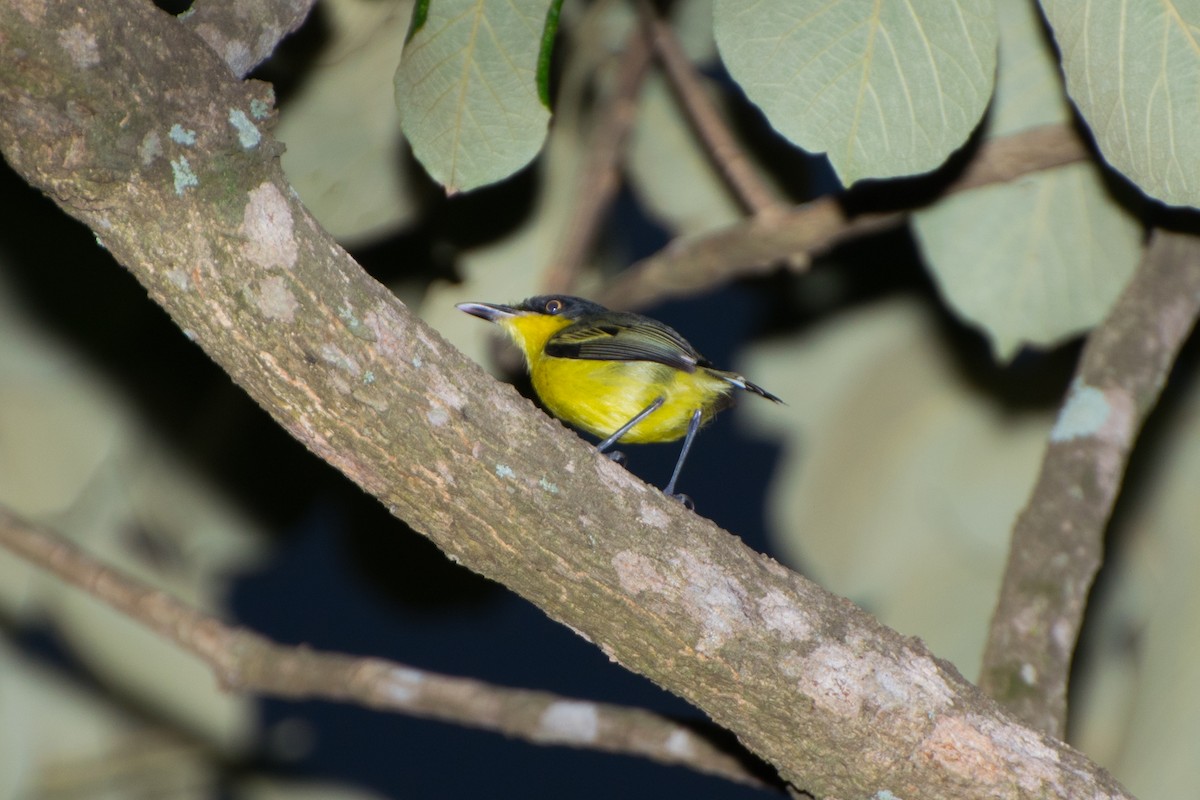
[544,315,701,373]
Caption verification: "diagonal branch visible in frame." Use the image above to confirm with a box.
[0,505,770,789]
[636,0,786,219]
[979,227,1200,736]
[0,2,1136,797]
[600,124,1090,310]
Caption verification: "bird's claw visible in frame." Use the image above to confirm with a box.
[669,492,695,511]
[606,450,627,466]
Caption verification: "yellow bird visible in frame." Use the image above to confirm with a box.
[458,295,782,502]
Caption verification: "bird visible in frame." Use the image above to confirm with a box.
[457,294,782,504]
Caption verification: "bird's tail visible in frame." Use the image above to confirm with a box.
[715,371,784,404]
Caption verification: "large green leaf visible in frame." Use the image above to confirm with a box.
[912,0,1141,359]
[395,0,556,193]
[1041,0,1200,208]
[915,167,1142,359]
[714,0,998,185]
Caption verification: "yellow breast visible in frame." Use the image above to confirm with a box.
[528,353,732,444]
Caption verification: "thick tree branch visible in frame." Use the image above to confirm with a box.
[181,0,316,78]
[979,228,1200,736]
[0,506,768,788]
[600,124,1090,310]
[0,2,1133,797]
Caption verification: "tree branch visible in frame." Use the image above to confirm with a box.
[181,0,317,78]
[599,124,1090,310]
[0,505,769,788]
[0,2,1134,797]
[979,227,1200,736]
[541,23,653,294]
[636,0,786,219]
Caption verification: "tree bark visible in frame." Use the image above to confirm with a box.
[980,228,1200,737]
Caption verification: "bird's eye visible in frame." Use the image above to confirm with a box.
[545,299,564,314]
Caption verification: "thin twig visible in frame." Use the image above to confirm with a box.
[0,506,770,789]
[979,227,1200,737]
[636,0,785,219]
[542,24,654,294]
[600,124,1090,310]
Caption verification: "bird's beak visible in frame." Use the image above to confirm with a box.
[456,302,520,322]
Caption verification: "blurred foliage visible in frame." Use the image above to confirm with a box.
[0,221,300,794]
[4,0,1200,798]
[743,294,1054,679]
[277,0,419,244]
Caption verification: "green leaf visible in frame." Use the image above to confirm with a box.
[395,0,555,193]
[407,0,430,40]
[1041,0,1200,208]
[536,0,564,108]
[912,0,1142,360]
[914,167,1142,359]
[714,0,998,185]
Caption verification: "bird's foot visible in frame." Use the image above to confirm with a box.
[606,450,627,466]
[669,492,695,511]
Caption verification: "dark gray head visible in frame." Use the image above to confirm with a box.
[515,295,610,320]
[457,295,612,324]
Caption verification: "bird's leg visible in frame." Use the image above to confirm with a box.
[596,396,665,464]
[663,409,703,507]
